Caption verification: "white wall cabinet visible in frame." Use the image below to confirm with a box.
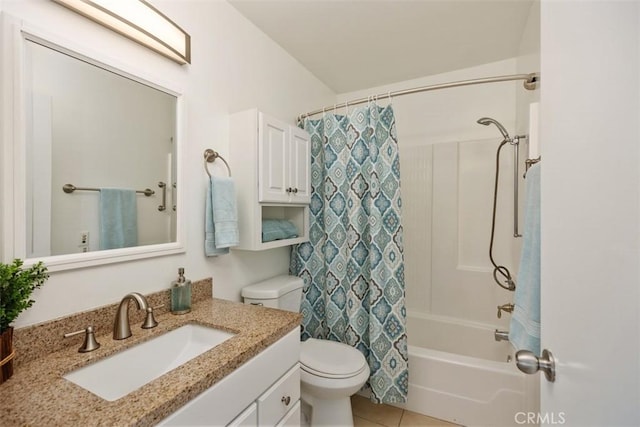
[258,115,310,204]
[230,109,310,250]
[159,327,300,427]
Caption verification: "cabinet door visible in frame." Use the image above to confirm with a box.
[289,127,310,204]
[259,113,290,203]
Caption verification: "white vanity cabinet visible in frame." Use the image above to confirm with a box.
[158,328,300,427]
[230,109,310,251]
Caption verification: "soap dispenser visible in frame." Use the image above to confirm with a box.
[171,268,192,314]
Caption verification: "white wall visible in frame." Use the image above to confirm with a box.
[2,0,335,328]
[516,0,540,136]
[337,59,525,327]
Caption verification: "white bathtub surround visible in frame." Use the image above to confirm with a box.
[400,311,537,426]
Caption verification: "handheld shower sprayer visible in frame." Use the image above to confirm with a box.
[477,116,517,292]
[477,117,511,142]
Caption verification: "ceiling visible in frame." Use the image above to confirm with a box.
[229,0,536,94]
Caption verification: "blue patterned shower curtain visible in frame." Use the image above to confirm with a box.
[290,103,408,404]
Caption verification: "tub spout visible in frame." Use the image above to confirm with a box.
[494,329,510,342]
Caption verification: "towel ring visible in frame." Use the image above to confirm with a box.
[204,149,231,178]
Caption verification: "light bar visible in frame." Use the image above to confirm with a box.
[53,0,191,65]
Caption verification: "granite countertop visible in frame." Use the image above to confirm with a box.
[0,298,301,427]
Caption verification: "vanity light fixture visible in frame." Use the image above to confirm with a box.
[52,0,191,64]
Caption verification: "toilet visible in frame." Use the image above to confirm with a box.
[242,275,369,427]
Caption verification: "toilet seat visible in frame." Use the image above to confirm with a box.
[300,338,368,379]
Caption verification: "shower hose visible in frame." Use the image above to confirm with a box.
[489,139,516,291]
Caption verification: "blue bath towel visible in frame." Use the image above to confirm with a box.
[509,163,541,355]
[99,188,138,250]
[205,176,239,256]
[262,219,298,242]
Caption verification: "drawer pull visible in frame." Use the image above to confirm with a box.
[281,395,291,406]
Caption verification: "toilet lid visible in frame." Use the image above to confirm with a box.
[300,338,368,378]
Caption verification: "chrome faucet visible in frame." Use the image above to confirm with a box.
[113,292,156,340]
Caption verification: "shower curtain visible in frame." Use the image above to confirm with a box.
[290,103,408,404]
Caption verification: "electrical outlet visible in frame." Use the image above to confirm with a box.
[80,231,89,246]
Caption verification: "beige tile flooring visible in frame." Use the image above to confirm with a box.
[351,395,461,427]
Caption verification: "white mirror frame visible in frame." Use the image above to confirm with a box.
[0,13,186,271]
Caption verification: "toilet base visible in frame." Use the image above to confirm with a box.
[301,392,354,427]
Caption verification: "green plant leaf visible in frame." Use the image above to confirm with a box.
[0,259,49,332]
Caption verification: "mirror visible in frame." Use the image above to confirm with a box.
[3,23,185,270]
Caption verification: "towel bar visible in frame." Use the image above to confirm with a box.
[62,184,154,196]
[204,149,231,177]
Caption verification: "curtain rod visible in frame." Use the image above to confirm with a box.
[297,72,539,124]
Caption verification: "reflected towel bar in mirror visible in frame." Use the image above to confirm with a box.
[203,149,232,178]
[62,184,155,196]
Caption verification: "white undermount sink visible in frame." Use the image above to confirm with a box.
[63,324,235,401]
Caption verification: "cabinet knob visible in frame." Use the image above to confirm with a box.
[281,395,291,406]
[292,188,298,194]
[286,187,292,193]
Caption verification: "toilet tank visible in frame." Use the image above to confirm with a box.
[241,275,303,312]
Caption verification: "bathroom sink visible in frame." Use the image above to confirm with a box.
[63,324,235,401]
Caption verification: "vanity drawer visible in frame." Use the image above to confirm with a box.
[258,364,300,426]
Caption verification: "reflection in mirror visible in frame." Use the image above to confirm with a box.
[24,39,177,258]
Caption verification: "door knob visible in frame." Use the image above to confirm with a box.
[515,349,556,382]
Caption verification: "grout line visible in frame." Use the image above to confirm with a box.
[397,409,405,427]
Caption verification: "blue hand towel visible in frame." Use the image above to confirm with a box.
[509,163,541,355]
[262,219,299,242]
[99,188,138,250]
[205,176,239,256]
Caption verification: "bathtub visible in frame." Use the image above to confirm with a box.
[396,311,538,426]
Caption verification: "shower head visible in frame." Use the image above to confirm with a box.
[477,117,511,141]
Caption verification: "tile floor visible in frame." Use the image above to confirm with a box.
[351,395,461,427]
